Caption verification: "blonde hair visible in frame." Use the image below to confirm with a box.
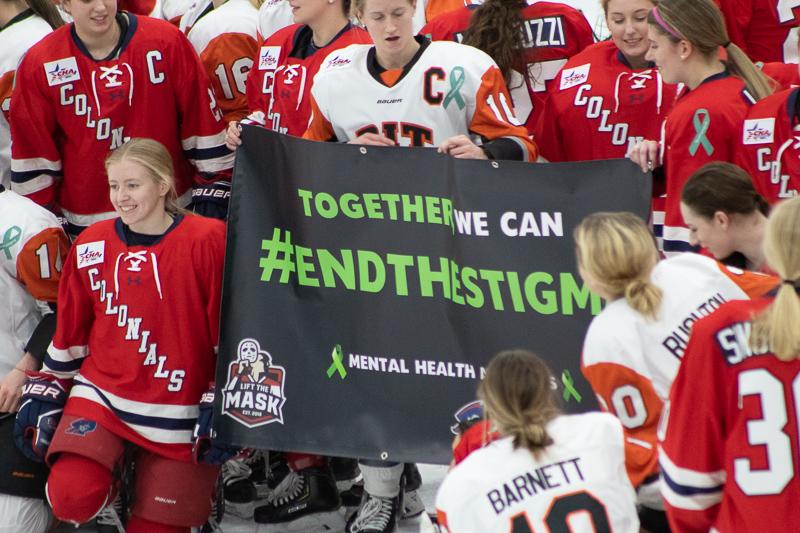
[479,350,559,456]
[648,0,772,100]
[574,212,662,320]
[105,138,182,216]
[750,197,800,361]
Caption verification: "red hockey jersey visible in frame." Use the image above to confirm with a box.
[44,214,225,462]
[535,40,676,162]
[715,0,800,64]
[659,297,800,533]
[9,14,233,230]
[760,61,800,90]
[661,74,755,254]
[736,88,799,203]
[188,0,259,125]
[420,1,594,134]
[243,23,371,137]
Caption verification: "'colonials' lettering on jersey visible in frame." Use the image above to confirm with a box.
[661,293,727,358]
[569,70,658,151]
[87,264,186,391]
[487,457,585,514]
[716,321,771,365]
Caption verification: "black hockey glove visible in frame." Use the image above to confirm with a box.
[192,384,241,465]
[15,372,71,462]
[190,181,231,220]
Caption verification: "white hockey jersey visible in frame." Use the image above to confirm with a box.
[0,11,53,188]
[436,412,639,533]
[0,186,69,376]
[581,253,775,507]
[188,0,258,124]
[256,0,294,41]
[305,39,536,160]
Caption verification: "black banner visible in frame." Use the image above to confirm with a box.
[215,127,651,465]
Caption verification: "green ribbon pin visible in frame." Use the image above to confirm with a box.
[0,226,22,260]
[561,370,582,403]
[443,66,466,110]
[689,108,714,157]
[326,344,347,379]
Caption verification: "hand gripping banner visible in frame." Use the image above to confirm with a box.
[215,127,651,464]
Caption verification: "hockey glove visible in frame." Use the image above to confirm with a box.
[190,181,231,220]
[15,372,71,463]
[192,384,241,465]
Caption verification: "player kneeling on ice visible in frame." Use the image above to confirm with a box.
[436,349,640,533]
[14,138,236,533]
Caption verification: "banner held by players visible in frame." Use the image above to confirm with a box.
[215,127,651,465]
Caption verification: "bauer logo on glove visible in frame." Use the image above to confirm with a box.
[15,373,71,463]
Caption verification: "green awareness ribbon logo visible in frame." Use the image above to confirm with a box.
[689,109,714,157]
[326,344,347,379]
[0,226,22,260]
[561,370,582,403]
[443,66,466,110]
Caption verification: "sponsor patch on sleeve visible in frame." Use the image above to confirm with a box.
[76,241,104,268]
[559,64,590,90]
[43,57,80,86]
[258,46,281,70]
[742,118,775,145]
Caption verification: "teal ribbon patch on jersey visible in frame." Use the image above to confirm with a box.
[444,67,466,110]
[327,344,347,379]
[689,109,714,157]
[561,370,582,403]
[0,226,22,260]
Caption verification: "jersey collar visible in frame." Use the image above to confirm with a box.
[290,22,353,60]
[71,12,138,61]
[0,8,34,32]
[615,50,655,70]
[367,35,430,87]
[114,213,184,246]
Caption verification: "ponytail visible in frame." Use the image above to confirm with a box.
[479,350,559,456]
[461,0,527,87]
[624,278,662,320]
[751,197,800,361]
[648,0,772,101]
[27,0,65,29]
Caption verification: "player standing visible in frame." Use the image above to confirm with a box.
[420,0,595,134]
[659,196,800,531]
[9,0,233,234]
[628,0,773,254]
[576,211,774,531]
[0,0,63,189]
[14,138,226,532]
[436,349,640,533]
[187,0,259,125]
[0,185,69,533]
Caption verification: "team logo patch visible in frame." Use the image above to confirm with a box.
[258,46,281,70]
[221,338,287,428]
[450,400,484,435]
[559,64,589,90]
[65,419,97,436]
[44,57,80,86]
[76,241,105,269]
[325,55,351,68]
[743,118,775,145]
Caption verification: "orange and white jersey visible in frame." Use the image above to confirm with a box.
[257,0,294,41]
[305,38,537,160]
[581,253,776,507]
[436,412,640,533]
[188,0,259,124]
[0,11,52,188]
[0,186,69,376]
[160,0,196,25]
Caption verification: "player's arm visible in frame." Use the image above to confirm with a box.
[8,54,63,209]
[468,66,538,161]
[659,317,725,533]
[42,243,96,379]
[581,360,663,489]
[173,30,234,185]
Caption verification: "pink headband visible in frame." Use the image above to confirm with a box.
[651,6,683,40]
